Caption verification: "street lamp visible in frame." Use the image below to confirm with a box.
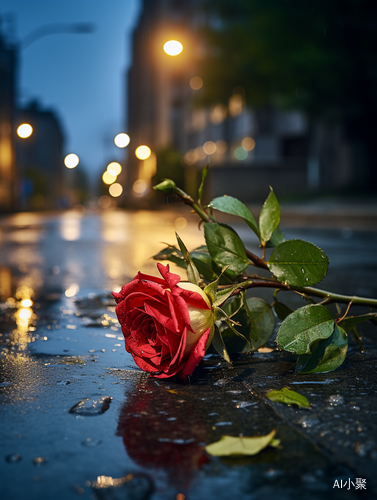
[135,145,151,160]
[114,133,130,148]
[17,123,33,139]
[64,153,79,169]
[163,40,183,56]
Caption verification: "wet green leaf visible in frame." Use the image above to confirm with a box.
[267,239,329,287]
[204,223,249,279]
[176,233,200,285]
[219,297,275,353]
[259,187,281,245]
[211,326,231,363]
[277,304,334,355]
[152,245,186,268]
[338,312,377,333]
[247,297,275,350]
[205,430,278,457]
[273,298,293,321]
[296,325,348,374]
[266,226,285,247]
[266,387,310,408]
[213,280,254,308]
[207,195,260,238]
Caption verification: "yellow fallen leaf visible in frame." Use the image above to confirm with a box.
[205,429,277,457]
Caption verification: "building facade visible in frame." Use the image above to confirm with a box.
[125,0,354,203]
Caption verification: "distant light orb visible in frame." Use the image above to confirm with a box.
[133,179,148,194]
[234,147,248,161]
[107,162,122,176]
[114,133,130,148]
[102,171,117,185]
[203,141,217,155]
[189,77,203,90]
[109,183,123,197]
[242,137,256,151]
[64,153,79,169]
[17,123,33,139]
[135,145,151,160]
[21,299,33,308]
[163,40,183,56]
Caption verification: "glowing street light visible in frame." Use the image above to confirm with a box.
[109,183,123,197]
[163,40,183,56]
[135,145,151,160]
[114,133,130,148]
[102,171,116,185]
[17,123,33,139]
[107,162,122,176]
[64,153,79,169]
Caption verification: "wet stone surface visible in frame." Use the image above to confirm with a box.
[0,210,376,499]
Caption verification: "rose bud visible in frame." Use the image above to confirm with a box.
[112,263,213,380]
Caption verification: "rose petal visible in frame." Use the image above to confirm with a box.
[178,327,211,381]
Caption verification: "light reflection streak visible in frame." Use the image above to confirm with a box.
[60,212,82,241]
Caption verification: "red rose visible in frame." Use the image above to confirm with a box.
[112,263,213,380]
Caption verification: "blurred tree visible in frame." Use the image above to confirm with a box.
[198,0,377,190]
[153,147,185,188]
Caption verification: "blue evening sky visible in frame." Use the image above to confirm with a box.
[0,0,141,178]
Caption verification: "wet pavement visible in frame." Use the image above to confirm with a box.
[1,208,377,499]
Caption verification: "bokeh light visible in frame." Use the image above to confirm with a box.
[242,137,256,151]
[175,217,187,230]
[189,77,203,90]
[114,133,130,148]
[133,179,148,194]
[163,40,183,56]
[64,154,79,169]
[203,141,217,155]
[17,123,33,139]
[109,183,123,197]
[102,171,117,185]
[184,149,198,165]
[107,162,122,176]
[234,147,248,160]
[135,145,151,160]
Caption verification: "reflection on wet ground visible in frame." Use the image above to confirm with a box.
[0,209,377,499]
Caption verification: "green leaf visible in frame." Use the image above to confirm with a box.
[205,430,278,457]
[259,187,281,245]
[266,226,285,248]
[277,304,334,355]
[153,179,176,193]
[211,326,231,363]
[247,297,275,350]
[213,280,254,308]
[175,233,200,286]
[152,245,186,268]
[207,195,259,237]
[338,312,377,333]
[198,163,209,205]
[191,250,220,282]
[296,325,348,374]
[241,290,257,342]
[273,290,293,321]
[204,223,249,279]
[219,297,275,353]
[267,239,329,287]
[266,388,310,408]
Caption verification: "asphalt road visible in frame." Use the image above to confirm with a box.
[1,208,377,500]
